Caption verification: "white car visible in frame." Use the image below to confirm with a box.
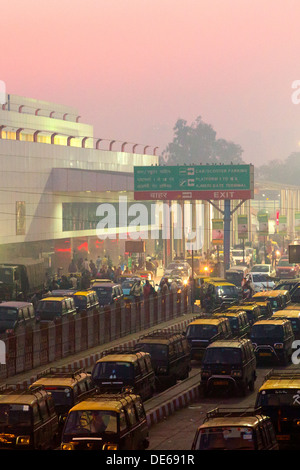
[164,261,192,277]
[247,273,275,293]
[250,264,276,277]
[231,249,250,267]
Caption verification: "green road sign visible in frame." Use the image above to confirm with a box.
[134,164,254,201]
[238,215,248,240]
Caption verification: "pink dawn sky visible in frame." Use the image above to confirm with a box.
[1,0,300,165]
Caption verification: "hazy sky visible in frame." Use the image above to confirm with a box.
[2,0,300,165]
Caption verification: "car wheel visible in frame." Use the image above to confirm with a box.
[249,375,255,392]
[239,382,247,397]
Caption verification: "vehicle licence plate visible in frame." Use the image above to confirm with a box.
[276,435,290,441]
[214,380,228,385]
[259,352,272,356]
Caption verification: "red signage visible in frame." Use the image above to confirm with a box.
[134,190,253,201]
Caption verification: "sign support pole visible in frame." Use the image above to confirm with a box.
[224,199,231,272]
[208,199,248,273]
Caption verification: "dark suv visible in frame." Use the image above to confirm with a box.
[200,338,256,397]
[92,282,124,307]
[0,301,35,335]
[136,330,191,389]
[250,317,294,365]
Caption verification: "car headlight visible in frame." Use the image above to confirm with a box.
[103,443,118,450]
[231,370,242,377]
[61,442,76,450]
[201,370,211,378]
[16,436,30,445]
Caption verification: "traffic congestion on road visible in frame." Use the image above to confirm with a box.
[0,245,300,451]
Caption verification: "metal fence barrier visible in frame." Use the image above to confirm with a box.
[0,290,190,379]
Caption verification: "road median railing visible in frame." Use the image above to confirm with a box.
[0,289,191,379]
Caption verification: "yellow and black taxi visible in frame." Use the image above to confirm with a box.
[250,317,294,365]
[0,384,59,450]
[200,338,256,397]
[191,407,278,450]
[205,279,241,308]
[213,310,251,338]
[272,309,300,340]
[185,316,232,360]
[252,290,290,311]
[35,296,77,322]
[255,369,300,448]
[29,368,96,426]
[60,391,149,450]
[72,290,99,314]
[91,349,156,401]
[227,302,263,326]
[135,330,191,388]
[254,300,273,319]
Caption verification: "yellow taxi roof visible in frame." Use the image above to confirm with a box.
[30,376,84,388]
[273,309,300,318]
[189,318,227,326]
[73,291,95,297]
[285,304,300,310]
[259,378,300,391]
[228,305,256,311]
[253,290,287,298]
[69,396,138,414]
[214,311,244,318]
[199,416,262,429]
[40,297,67,301]
[0,393,36,406]
[97,354,141,363]
[253,318,287,326]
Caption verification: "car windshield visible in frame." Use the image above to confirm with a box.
[203,347,242,364]
[73,296,87,309]
[278,260,295,267]
[216,286,238,297]
[196,427,254,450]
[0,404,32,426]
[226,273,243,284]
[251,266,269,273]
[251,324,283,340]
[289,318,300,332]
[137,343,168,361]
[232,250,243,257]
[186,324,218,339]
[121,281,136,289]
[94,287,112,296]
[277,283,297,291]
[0,308,18,320]
[92,361,134,380]
[166,263,180,270]
[44,386,73,407]
[227,317,239,330]
[63,410,117,435]
[256,389,300,407]
[37,301,62,313]
[252,274,270,283]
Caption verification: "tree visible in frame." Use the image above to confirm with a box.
[161,116,244,165]
[256,152,300,185]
